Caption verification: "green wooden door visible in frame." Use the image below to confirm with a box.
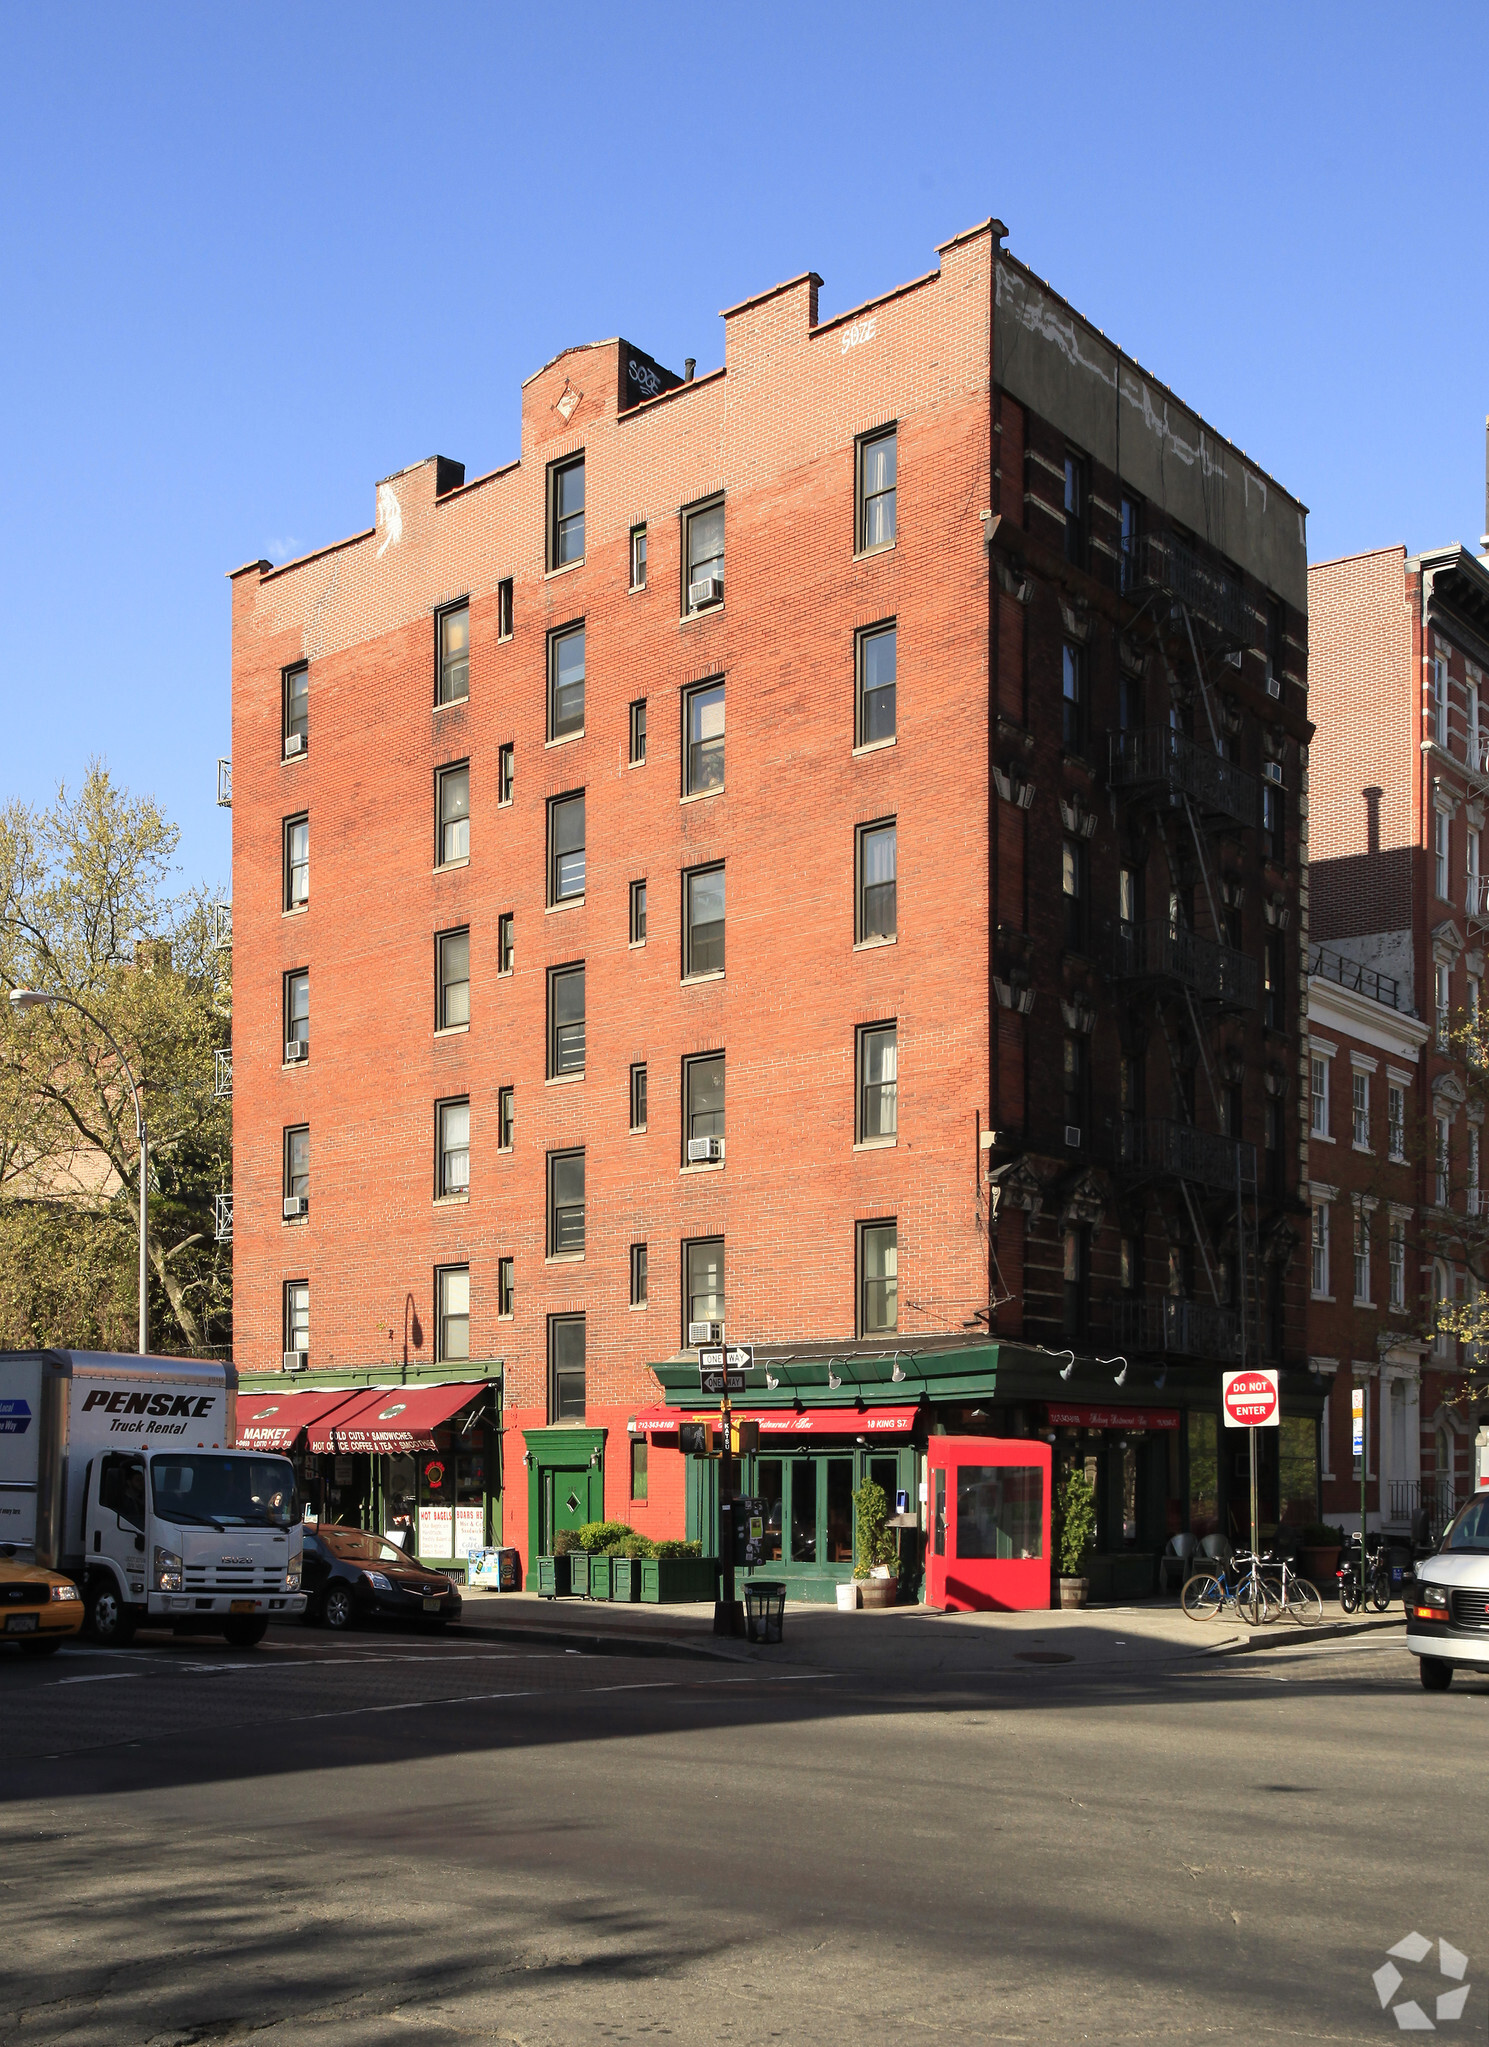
[544,1468,593,1554]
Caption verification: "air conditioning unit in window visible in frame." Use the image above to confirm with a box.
[1263,761,1283,784]
[282,1195,308,1220]
[1064,1125,1082,1149]
[283,1350,308,1373]
[688,577,724,611]
[688,1320,723,1348]
[687,1136,724,1164]
[285,1039,308,1063]
[284,732,306,757]
[1266,674,1282,699]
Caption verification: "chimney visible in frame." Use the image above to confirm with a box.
[684,358,695,382]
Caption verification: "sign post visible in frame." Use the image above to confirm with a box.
[699,1344,753,1635]
[1222,1368,1281,1561]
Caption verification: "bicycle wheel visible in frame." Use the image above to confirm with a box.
[1370,1568,1393,1614]
[1236,1573,1278,1627]
[1339,1576,1360,1614]
[1181,1570,1227,1621]
[1287,1577,1324,1625]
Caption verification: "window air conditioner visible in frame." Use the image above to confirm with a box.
[1064,1125,1082,1149]
[285,1039,308,1063]
[1263,761,1283,784]
[283,1350,308,1373]
[283,1195,308,1219]
[284,732,306,757]
[688,576,723,611]
[1265,675,1281,699]
[686,1136,724,1163]
[688,1320,723,1348]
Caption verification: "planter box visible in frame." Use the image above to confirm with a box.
[536,1554,572,1599]
[612,1557,642,1602]
[588,1555,612,1601]
[1084,1552,1154,1604]
[568,1552,592,1599]
[858,1578,896,1609]
[640,1556,718,1604]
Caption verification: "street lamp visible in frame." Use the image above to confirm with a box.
[9,988,149,1356]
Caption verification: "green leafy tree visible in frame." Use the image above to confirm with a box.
[0,765,230,1354]
[1054,1467,1097,1577]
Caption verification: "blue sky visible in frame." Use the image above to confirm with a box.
[3,2,1487,892]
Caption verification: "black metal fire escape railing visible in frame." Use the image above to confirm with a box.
[1107,918,1258,1010]
[1105,1114,1257,1198]
[1107,727,1260,831]
[1109,1295,1244,1362]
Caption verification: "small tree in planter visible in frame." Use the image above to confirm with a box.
[1053,1468,1096,1608]
[852,1478,900,1607]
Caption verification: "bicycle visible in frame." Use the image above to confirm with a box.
[1181,1550,1279,1627]
[1257,1550,1324,1626]
[1337,1533,1392,1615]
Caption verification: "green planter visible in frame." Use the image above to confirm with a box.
[640,1556,718,1604]
[588,1555,613,1601]
[569,1551,592,1599]
[536,1554,572,1599]
[612,1556,642,1602]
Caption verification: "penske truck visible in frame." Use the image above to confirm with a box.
[0,1350,306,1646]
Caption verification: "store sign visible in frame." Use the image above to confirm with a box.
[419,1505,453,1555]
[1045,1406,1180,1431]
[633,1404,919,1438]
[1222,1369,1280,1429]
[1352,1385,1365,1459]
[455,1504,484,1557]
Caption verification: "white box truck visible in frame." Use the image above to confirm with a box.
[0,1350,306,1646]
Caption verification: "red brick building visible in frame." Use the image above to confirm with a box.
[227,221,1312,1598]
[1309,543,1489,1530]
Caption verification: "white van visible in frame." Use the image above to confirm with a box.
[1406,1493,1489,1691]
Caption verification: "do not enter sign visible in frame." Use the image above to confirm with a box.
[1222,1369,1280,1428]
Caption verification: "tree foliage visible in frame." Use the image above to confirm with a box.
[0,765,230,1355]
[1420,1007,1489,1403]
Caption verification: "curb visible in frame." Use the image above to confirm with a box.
[449,1612,738,1664]
[1202,1613,1407,1655]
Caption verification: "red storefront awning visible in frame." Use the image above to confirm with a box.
[630,1404,920,1438]
[308,1380,488,1454]
[236,1386,364,1451]
[1045,1404,1180,1431]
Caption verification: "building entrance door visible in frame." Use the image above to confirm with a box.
[543,1467,593,1555]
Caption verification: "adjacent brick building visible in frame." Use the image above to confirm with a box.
[227,221,1313,1597]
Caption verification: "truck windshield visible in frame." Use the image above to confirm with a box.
[1441,1496,1489,1552]
[150,1455,299,1529]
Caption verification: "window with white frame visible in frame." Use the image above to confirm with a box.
[1437,963,1452,1048]
[1471,976,1484,1065]
[1311,1202,1330,1297]
[1433,1261,1452,1357]
[1470,829,1482,916]
[1352,1070,1370,1148]
[1471,675,1482,765]
[1388,1217,1406,1309]
[1311,1055,1330,1136]
[1436,1115,1452,1207]
[1435,810,1452,899]
[1353,1204,1371,1304]
[1431,655,1449,747]
[1388,1082,1406,1160]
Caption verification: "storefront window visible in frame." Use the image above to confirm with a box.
[756,1460,783,1563]
[385,1454,416,1546]
[825,1459,853,1562]
[1278,1415,1318,1527]
[1188,1412,1219,1538]
[790,1463,816,1563]
[955,1465,1043,1560]
[1120,1443,1138,1546]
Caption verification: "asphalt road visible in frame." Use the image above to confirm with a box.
[0,1620,1483,2045]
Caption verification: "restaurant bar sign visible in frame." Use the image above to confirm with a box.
[1045,1406,1181,1431]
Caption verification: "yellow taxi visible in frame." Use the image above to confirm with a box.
[0,1543,84,1657]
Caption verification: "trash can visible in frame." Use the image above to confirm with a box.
[744,1580,786,1644]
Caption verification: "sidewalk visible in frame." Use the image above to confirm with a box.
[452,1586,1406,1675]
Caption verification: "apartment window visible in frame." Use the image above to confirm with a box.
[548,1148,585,1256]
[1471,680,1482,766]
[857,623,897,747]
[1265,598,1284,695]
[1062,452,1088,567]
[684,864,725,976]
[684,679,725,794]
[857,427,897,553]
[1062,1227,1088,1339]
[630,524,647,590]
[498,744,514,806]
[858,1022,898,1142]
[856,820,897,943]
[1264,935,1284,1031]
[1431,656,1448,747]
[630,878,647,946]
[549,1314,586,1420]
[549,792,586,902]
[859,1220,898,1334]
[1263,777,1286,864]
[1389,1219,1407,1309]
[684,497,725,610]
[284,970,309,1060]
[1119,1235,1137,1292]
[497,577,513,640]
[685,1052,725,1155]
[630,1242,648,1307]
[1469,830,1482,917]
[1433,1264,1451,1358]
[1118,865,1140,927]
[1354,1207,1371,1304]
[1472,976,1484,1060]
[283,815,308,911]
[1119,496,1141,594]
[1436,963,1452,1049]
[630,1437,649,1501]
[498,1257,514,1318]
[548,964,585,1078]
[1436,1116,1451,1208]
[437,929,470,1029]
[1063,1037,1088,1142]
[1118,665,1142,732]
[1061,643,1085,751]
[1388,1083,1406,1160]
[685,1238,725,1340]
[283,1280,309,1364]
[436,1265,469,1362]
[550,456,585,569]
[437,762,470,866]
[549,624,586,739]
[1352,1071,1370,1149]
[436,1098,470,1198]
[1435,811,1451,900]
[497,1086,514,1151]
[630,1062,648,1132]
[437,602,470,706]
[1062,838,1087,953]
[284,1125,309,1208]
[1265,1096,1285,1201]
[629,699,647,765]
[283,663,308,756]
[1311,1204,1329,1297]
[498,913,514,975]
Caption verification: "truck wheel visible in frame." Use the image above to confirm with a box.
[1420,1657,1454,1693]
[88,1583,137,1647]
[223,1619,268,1648]
[322,1584,356,1631]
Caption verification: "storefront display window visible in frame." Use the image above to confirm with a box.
[825,1459,853,1562]
[385,1455,416,1547]
[956,1464,1044,1560]
[756,1460,784,1563]
[1188,1412,1218,1538]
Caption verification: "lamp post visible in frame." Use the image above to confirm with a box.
[10,988,149,1356]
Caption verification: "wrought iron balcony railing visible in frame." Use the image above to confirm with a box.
[213,1192,233,1243]
[1108,727,1260,829]
[214,1049,232,1099]
[1110,1294,1243,1362]
[1109,918,1258,1009]
[217,759,232,808]
[1307,942,1413,1014]
[1120,531,1252,648]
[1107,1114,1256,1197]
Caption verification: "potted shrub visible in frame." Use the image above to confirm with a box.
[577,1521,636,1601]
[1053,1468,1096,1608]
[612,1534,653,1601]
[1300,1522,1345,1595]
[640,1539,716,1603]
[852,1477,900,1609]
[538,1529,577,1599]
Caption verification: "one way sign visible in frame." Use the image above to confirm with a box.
[698,1344,753,1396]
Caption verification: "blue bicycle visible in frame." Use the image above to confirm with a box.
[1181,1550,1279,1627]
